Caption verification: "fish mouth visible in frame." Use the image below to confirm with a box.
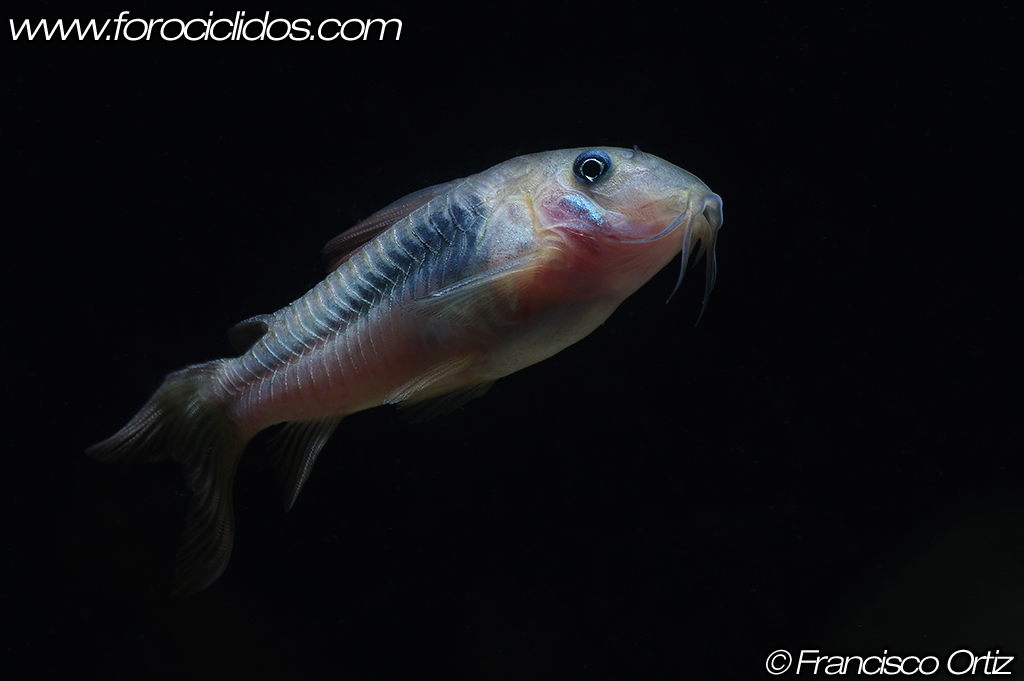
[622,193,724,323]
[618,192,724,323]
[687,194,723,324]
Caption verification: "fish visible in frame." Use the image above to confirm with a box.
[87,146,724,595]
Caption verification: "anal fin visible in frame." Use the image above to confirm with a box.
[266,416,343,511]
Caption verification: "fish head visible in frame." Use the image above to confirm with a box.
[535,146,723,320]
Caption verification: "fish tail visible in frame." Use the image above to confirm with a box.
[87,360,249,596]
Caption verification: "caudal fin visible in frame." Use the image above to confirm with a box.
[87,360,249,596]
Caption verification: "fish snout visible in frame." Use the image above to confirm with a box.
[695,192,724,238]
[658,189,723,321]
[687,191,723,323]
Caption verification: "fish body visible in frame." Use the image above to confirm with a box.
[88,147,723,594]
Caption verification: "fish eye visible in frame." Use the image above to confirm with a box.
[573,149,613,184]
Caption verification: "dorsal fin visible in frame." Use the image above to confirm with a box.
[323,179,461,271]
[227,314,273,354]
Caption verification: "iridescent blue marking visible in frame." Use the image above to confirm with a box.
[561,194,604,226]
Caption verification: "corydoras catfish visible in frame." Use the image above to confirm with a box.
[88,147,724,595]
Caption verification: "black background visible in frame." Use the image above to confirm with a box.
[6,2,1021,679]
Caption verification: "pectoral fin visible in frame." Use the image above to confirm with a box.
[381,251,544,420]
[406,250,543,324]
